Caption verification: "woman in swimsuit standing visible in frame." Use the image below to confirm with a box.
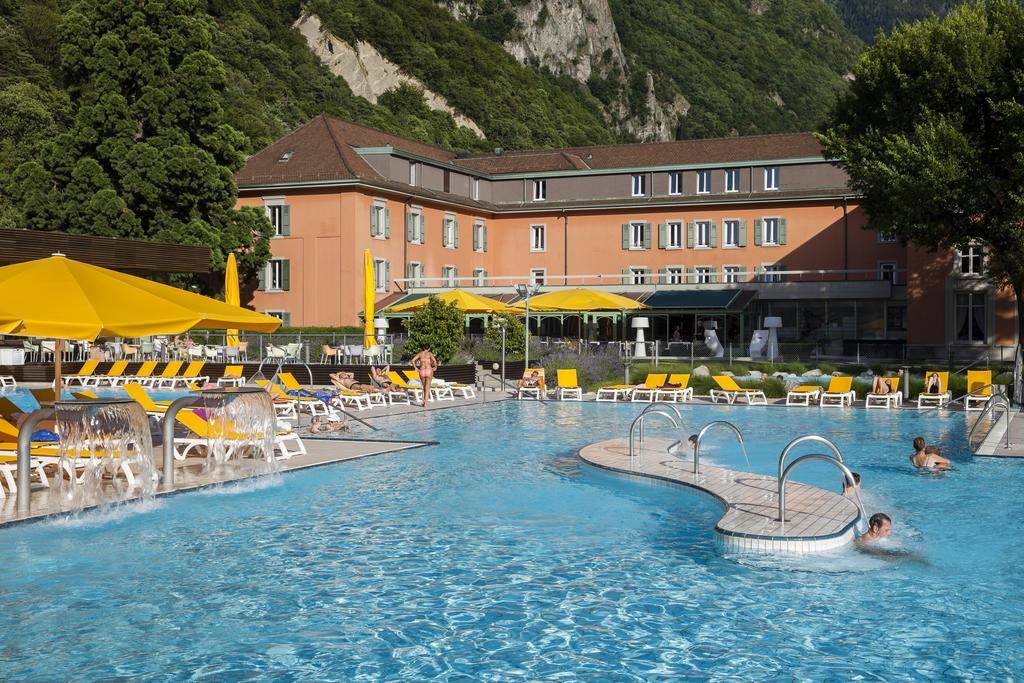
[410,345,438,409]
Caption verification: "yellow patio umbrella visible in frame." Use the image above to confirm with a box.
[0,254,282,390]
[363,249,376,347]
[385,290,516,314]
[510,288,647,311]
[224,253,240,347]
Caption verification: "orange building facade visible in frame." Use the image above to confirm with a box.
[236,114,1016,353]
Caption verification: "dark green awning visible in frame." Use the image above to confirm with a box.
[642,289,754,310]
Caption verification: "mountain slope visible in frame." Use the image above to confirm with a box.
[831,0,955,43]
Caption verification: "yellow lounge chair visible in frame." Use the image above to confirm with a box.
[964,370,993,411]
[0,397,22,421]
[595,382,635,402]
[917,371,951,408]
[865,377,902,409]
[253,380,299,418]
[555,369,583,401]
[0,418,52,497]
[786,384,823,406]
[654,374,693,402]
[65,359,100,386]
[151,361,184,388]
[631,373,668,402]
[86,360,129,387]
[710,376,767,405]
[280,372,365,414]
[516,368,547,400]
[174,409,305,461]
[30,388,57,408]
[123,383,172,417]
[160,361,209,388]
[121,360,158,386]
[819,376,856,407]
[217,365,246,387]
[402,369,473,399]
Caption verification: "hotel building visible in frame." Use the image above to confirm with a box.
[235,114,1015,355]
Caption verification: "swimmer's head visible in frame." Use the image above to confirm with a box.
[868,512,892,537]
[913,436,925,451]
[688,434,698,448]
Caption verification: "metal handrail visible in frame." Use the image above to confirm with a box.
[638,402,683,445]
[628,410,678,466]
[777,435,844,482]
[952,357,988,376]
[967,393,1011,451]
[778,453,866,528]
[693,421,744,476]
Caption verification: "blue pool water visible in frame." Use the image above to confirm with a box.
[1,400,1022,679]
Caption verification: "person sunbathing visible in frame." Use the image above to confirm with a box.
[520,370,542,389]
[370,365,393,389]
[924,372,941,394]
[910,436,951,470]
[871,376,894,395]
[309,416,351,433]
[329,371,382,394]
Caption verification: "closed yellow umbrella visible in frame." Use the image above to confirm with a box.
[510,288,647,311]
[225,253,240,347]
[0,254,282,389]
[386,290,516,314]
[363,249,376,347]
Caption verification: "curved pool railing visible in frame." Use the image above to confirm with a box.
[693,421,744,476]
[967,393,1011,452]
[628,410,678,466]
[778,453,866,530]
[637,402,683,445]
[777,434,844,482]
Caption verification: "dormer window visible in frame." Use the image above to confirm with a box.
[409,162,419,186]
[631,174,646,197]
[765,166,780,191]
[277,151,294,163]
[532,179,546,201]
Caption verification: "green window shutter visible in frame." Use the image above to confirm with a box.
[370,206,378,236]
[282,312,291,327]
[687,267,696,284]
[643,222,652,249]
[406,263,414,281]
[406,212,414,242]
[281,205,291,236]
[483,225,488,252]
[384,260,390,291]
[710,270,717,284]
[473,225,479,251]
[621,223,629,249]
[754,219,764,246]
[686,222,695,248]
[384,207,391,238]
[658,223,667,249]
[257,265,266,291]
[710,221,719,248]
[281,260,291,291]
[454,220,460,248]
[739,219,747,247]
[452,267,458,283]
[658,267,668,284]
[779,218,788,245]
[622,268,631,284]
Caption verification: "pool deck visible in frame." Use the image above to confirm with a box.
[579,437,862,554]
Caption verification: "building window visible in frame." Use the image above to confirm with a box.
[878,231,898,244]
[761,264,784,283]
[762,217,780,245]
[695,221,711,249]
[473,221,487,252]
[530,224,546,252]
[262,258,290,291]
[631,174,646,197]
[630,222,648,250]
[373,258,389,292]
[471,177,480,201]
[409,162,419,186]
[370,202,389,239]
[878,261,897,284]
[669,172,682,195]
[667,221,682,249]
[955,291,987,342]
[958,246,984,275]
[407,262,424,288]
[764,166,780,191]
[442,215,458,248]
[265,310,291,326]
[441,266,457,288]
[887,305,907,333]
[530,269,546,286]
[406,209,424,244]
[628,267,649,285]
[697,170,711,194]
[665,267,684,285]
[724,266,743,283]
[473,268,487,287]
[725,169,740,193]
[724,220,740,247]
[266,204,289,237]
[694,266,714,284]
[532,179,546,201]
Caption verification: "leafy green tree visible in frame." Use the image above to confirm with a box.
[8,0,271,288]
[403,297,466,363]
[820,0,1024,338]
[484,312,526,359]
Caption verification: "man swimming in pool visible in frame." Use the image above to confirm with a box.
[856,513,892,543]
[842,471,862,497]
[911,436,951,470]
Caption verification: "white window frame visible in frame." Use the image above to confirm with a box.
[762,217,780,246]
[631,174,646,197]
[958,246,984,276]
[530,224,546,252]
[373,257,388,292]
[629,221,647,250]
[471,177,480,201]
[408,208,424,244]
[441,265,457,288]
[530,268,546,286]
[764,166,780,191]
[409,162,419,186]
[724,169,740,193]
[696,170,711,194]
[473,221,486,253]
[628,267,648,285]
[473,268,487,287]
[265,310,289,324]
[532,179,546,201]
[370,201,387,239]
[265,202,285,238]
[408,261,424,288]
[694,266,714,284]
[723,219,740,248]
[695,220,712,249]
[723,265,743,284]
[667,221,683,249]
[668,172,682,196]
[761,263,784,283]
[267,258,286,291]
[878,261,898,284]
[878,230,898,244]
[665,266,684,285]
[442,214,457,248]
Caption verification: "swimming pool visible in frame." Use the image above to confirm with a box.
[1,401,1021,679]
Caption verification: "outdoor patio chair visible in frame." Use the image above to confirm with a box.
[554,369,583,401]
[595,382,635,402]
[84,360,129,387]
[865,378,902,409]
[277,372,347,416]
[710,376,768,405]
[217,365,246,387]
[65,360,100,386]
[630,374,668,402]
[402,370,469,399]
[786,384,823,406]
[819,376,856,407]
[654,374,693,402]
[320,344,339,364]
[123,383,172,417]
[283,343,304,362]
[516,368,546,400]
[160,361,209,388]
[964,370,993,411]
[917,371,951,408]
[122,360,158,385]
[173,409,305,462]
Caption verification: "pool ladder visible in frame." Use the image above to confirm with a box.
[776,435,867,531]
[628,402,683,466]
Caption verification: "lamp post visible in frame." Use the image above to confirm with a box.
[515,283,541,370]
[632,316,650,358]
[495,317,507,389]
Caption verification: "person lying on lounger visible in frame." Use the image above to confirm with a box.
[910,436,951,470]
[329,371,383,394]
[309,416,350,433]
[924,372,941,394]
[369,366,393,389]
[871,376,894,394]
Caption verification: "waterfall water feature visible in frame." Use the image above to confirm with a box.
[54,398,154,511]
[199,387,278,478]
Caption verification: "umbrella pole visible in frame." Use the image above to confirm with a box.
[53,339,63,395]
